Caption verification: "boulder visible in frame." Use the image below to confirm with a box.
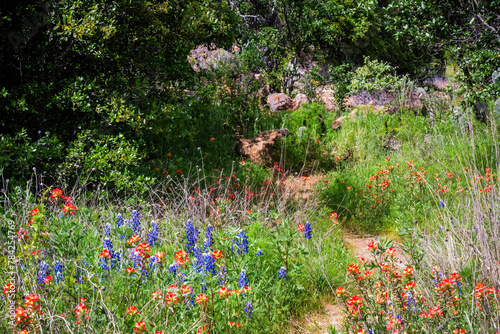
[293,93,310,110]
[235,129,289,164]
[267,93,293,111]
[187,46,234,72]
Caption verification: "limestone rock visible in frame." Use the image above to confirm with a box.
[187,46,234,72]
[235,129,289,164]
[293,93,310,110]
[267,93,293,112]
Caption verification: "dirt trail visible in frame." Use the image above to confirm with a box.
[284,175,406,333]
[289,232,376,333]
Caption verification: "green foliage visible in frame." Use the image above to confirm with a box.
[328,63,353,114]
[279,103,330,170]
[349,57,401,94]
[0,130,64,185]
[58,131,152,193]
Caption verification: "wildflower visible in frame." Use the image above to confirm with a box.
[165,292,180,304]
[336,286,346,295]
[218,265,228,286]
[50,188,64,201]
[403,267,414,276]
[155,252,166,260]
[212,250,223,259]
[453,329,466,334]
[62,203,77,215]
[203,226,213,252]
[131,210,141,233]
[278,266,287,279]
[232,231,249,255]
[134,320,147,332]
[44,276,53,285]
[244,301,253,318]
[151,291,163,300]
[218,286,231,298]
[385,247,396,257]
[304,222,312,240]
[117,214,124,227]
[100,249,111,259]
[174,250,189,265]
[196,293,209,305]
[186,221,199,254]
[37,261,50,285]
[367,242,377,250]
[347,295,363,306]
[148,221,160,246]
[255,249,263,255]
[238,269,248,289]
[198,324,210,334]
[3,282,15,295]
[228,322,241,327]
[297,224,305,232]
[127,306,139,315]
[347,264,359,275]
[126,267,136,274]
[330,212,338,219]
[438,200,445,208]
[127,234,141,245]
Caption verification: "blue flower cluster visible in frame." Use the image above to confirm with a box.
[304,222,312,240]
[278,266,287,279]
[148,221,160,246]
[186,221,199,254]
[130,210,141,233]
[232,231,249,255]
[116,214,124,228]
[54,262,63,283]
[37,261,50,285]
[203,226,213,252]
[238,269,248,288]
[244,301,253,318]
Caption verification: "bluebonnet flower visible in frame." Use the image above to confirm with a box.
[37,261,50,285]
[104,223,111,236]
[168,263,178,275]
[99,257,109,271]
[54,262,63,283]
[238,269,248,288]
[128,249,141,268]
[178,272,186,284]
[218,265,228,286]
[255,249,263,255]
[232,231,249,255]
[186,221,199,254]
[202,253,215,275]
[244,301,253,318]
[149,256,158,272]
[116,214,124,228]
[278,266,287,279]
[131,210,141,233]
[395,314,404,325]
[304,222,312,240]
[438,200,445,208]
[192,246,203,273]
[203,226,213,252]
[148,221,160,246]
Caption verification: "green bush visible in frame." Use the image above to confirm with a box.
[349,57,402,94]
[58,131,152,193]
[0,130,64,186]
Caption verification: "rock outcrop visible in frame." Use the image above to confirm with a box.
[187,46,234,72]
[235,129,289,164]
[267,93,293,112]
[293,93,310,110]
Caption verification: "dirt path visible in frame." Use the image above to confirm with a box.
[289,234,376,333]
[284,175,407,333]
